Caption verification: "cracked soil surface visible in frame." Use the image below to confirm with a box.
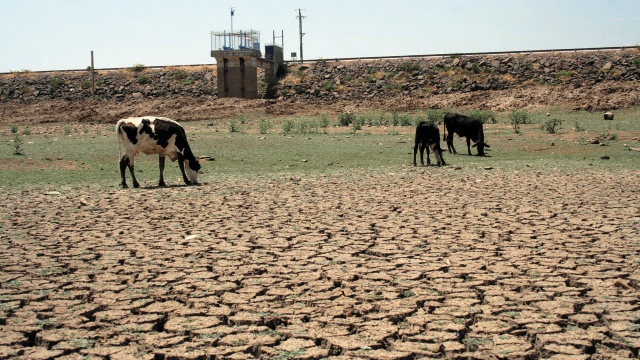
[1,168,640,359]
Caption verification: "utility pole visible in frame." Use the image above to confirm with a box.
[296,8,305,63]
[90,51,95,99]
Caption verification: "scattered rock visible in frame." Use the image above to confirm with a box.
[588,138,600,145]
[603,112,614,120]
[484,166,493,170]
[600,156,610,160]
[613,278,631,289]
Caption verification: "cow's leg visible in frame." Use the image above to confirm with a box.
[158,155,167,187]
[419,144,427,166]
[424,144,431,166]
[177,153,191,185]
[430,143,444,166]
[126,157,140,188]
[119,156,129,188]
[447,134,457,154]
[466,137,472,156]
[413,143,419,166]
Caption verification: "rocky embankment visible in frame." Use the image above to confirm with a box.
[1,50,639,125]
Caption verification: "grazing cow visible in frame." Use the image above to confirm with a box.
[413,121,446,167]
[116,116,201,188]
[443,113,490,156]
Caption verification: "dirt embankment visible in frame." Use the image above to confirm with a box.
[1,50,639,126]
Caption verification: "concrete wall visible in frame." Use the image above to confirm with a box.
[211,50,261,99]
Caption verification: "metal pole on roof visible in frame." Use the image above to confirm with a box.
[230,7,235,48]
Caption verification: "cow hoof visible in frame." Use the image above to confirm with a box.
[133,183,140,188]
[121,183,128,189]
[158,182,167,187]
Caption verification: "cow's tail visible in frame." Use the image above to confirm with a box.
[116,121,123,161]
[442,120,447,142]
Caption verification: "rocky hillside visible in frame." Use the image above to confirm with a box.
[1,50,639,125]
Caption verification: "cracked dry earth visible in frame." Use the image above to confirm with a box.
[1,169,639,359]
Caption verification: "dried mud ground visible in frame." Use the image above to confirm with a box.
[1,169,640,359]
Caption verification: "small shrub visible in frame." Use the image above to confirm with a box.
[322,81,334,92]
[468,110,496,124]
[228,120,240,133]
[557,70,575,79]
[297,119,309,135]
[282,119,295,134]
[338,113,356,127]
[258,121,272,134]
[137,75,152,85]
[81,79,92,89]
[49,78,64,91]
[130,63,146,73]
[22,126,32,135]
[10,124,19,134]
[426,109,445,124]
[12,133,24,155]
[469,62,481,74]
[509,109,531,133]
[541,118,562,134]
[319,114,330,129]
[172,69,189,81]
[64,125,72,136]
[399,61,421,73]
[181,78,195,86]
[573,121,586,132]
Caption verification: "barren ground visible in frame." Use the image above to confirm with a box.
[1,168,639,359]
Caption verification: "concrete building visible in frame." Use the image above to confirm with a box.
[210,30,283,99]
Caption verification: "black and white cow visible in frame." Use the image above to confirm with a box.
[413,121,446,167]
[443,113,490,156]
[116,116,201,188]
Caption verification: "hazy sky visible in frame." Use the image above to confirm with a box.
[1,0,639,72]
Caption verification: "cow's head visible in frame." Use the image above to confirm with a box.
[185,159,202,184]
[428,139,445,166]
[472,142,490,156]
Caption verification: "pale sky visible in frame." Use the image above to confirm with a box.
[1,0,639,72]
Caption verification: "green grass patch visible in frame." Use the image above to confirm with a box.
[1,107,639,191]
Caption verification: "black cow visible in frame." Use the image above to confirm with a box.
[116,116,201,188]
[443,113,490,156]
[413,121,446,167]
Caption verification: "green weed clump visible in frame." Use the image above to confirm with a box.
[509,109,531,133]
[12,133,25,155]
[137,75,152,85]
[228,120,240,133]
[338,113,356,127]
[541,118,562,134]
[258,121,272,134]
[468,110,496,124]
[130,63,146,73]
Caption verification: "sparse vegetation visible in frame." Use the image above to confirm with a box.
[468,109,496,124]
[49,77,64,91]
[541,118,562,134]
[11,133,24,155]
[137,75,152,85]
[130,63,146,72]
[258,121,272,134]
[509,109,531,133]
[338,113,356,127]
[228,120,240,133]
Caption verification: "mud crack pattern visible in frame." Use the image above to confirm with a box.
[1,170,639,359]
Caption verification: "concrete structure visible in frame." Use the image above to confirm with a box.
[210,30,283,99]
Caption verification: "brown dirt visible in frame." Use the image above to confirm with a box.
[1,169,639,358]
[1,79,639,126]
